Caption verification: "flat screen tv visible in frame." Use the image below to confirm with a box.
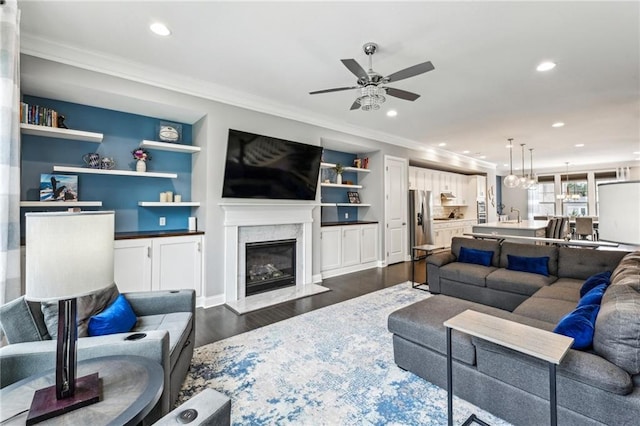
[222,129,322,200]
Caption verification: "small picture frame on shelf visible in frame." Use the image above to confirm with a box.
[40,174,78,202]
[158,121,182,143]
[347,191,361,204]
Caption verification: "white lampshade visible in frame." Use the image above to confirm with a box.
[25,211,115,302]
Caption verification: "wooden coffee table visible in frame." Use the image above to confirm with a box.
[444,310,573,426]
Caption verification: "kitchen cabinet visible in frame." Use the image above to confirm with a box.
[321,223,379,278]
[114,234,204,301]
[432,219,477,249]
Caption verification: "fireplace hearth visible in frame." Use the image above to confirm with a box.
[245,239,296,296]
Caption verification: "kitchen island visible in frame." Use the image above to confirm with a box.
[472,220,548,241]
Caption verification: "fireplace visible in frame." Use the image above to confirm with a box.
[245,239,296,296]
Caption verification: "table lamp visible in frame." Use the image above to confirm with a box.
[24,211,115,424]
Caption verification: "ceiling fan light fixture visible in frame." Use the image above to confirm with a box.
[357,85,386,111]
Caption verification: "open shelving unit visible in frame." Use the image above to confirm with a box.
[320,183,363,189]
[20,123,103,143]
[139,140,201,154]
[20,201,103,207]
[138,201,200,207]
[320,162,371,173]
[53,166,177,179]
[320,203,371,207]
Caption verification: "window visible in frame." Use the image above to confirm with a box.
[595,171,617,216]
[561,173,588,216]
[528,176,555,218]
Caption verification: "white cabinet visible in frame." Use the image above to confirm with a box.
[475,175,487,200]
[321,223,379,278]
[114,234,204,301]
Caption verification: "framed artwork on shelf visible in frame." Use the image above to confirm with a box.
[40,174,78,201]
[347,191,361,204]
[158,121,182,143]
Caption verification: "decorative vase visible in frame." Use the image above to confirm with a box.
[336,173,342,185]
[136,159,146,172]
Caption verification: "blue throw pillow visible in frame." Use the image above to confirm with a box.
[458,247,493,267]
[507,255,550,276]
[553,304,600,350]
[88,294,137,337]
[579,271,612,297]
[578,283,607,307]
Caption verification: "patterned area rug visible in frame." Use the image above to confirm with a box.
[178,282,511,425]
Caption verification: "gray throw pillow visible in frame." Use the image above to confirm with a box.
[41,283,119,338]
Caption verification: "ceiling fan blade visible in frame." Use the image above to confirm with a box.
[385,87,421,101]
[341,59,369,81]
[385,61,435,83]
[309,86,359,95]
[350,100,361,110]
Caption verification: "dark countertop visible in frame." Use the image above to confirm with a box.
[115,230,205,240]
[321,221,379,227]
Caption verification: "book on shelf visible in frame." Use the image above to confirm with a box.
[20,102,60,128]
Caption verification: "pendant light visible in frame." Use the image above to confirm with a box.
[557,162,576,201]
[519,143,531,188]
[526,148,538,189]
[503,138,520,188]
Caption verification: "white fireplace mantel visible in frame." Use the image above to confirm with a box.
[220,202,317,302]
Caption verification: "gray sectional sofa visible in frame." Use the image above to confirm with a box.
[388,238,640,425]
[0,289,195,423]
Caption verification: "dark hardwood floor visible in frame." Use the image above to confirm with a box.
[194,260,426,347]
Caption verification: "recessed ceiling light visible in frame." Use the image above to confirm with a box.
[575,143,585,147]
[479,155,487,159]
[505,144,513,148]
[537,61,556,72]
[462,150,470,154]
[503,163,509,167]
[552,122,565,128]
[386,110,397,117]
[634,151,640,155]
[438,142,447,147]
[150,22,171,36]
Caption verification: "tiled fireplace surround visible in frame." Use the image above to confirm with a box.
[221,203,329,314]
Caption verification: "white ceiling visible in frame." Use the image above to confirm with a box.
[17,1,640,174]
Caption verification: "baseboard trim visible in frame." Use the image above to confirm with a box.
[321,261,379,279]
[202,294,225,309]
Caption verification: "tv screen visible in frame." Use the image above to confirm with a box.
[222,129,322,200]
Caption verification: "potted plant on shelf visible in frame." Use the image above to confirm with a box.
[132,148,151,172]
[333,163,345,185]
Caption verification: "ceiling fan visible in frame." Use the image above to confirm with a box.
[309,42,435,111]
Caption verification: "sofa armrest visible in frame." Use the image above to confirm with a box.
[426,252,456,267]
[124,289,195,317]
[0,330,171,414]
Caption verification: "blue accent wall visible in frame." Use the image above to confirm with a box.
[21,96,194,233]
[320,149,360,222]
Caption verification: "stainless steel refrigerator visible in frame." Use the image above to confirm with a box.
[409,189,434,252]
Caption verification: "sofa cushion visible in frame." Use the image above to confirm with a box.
[440,263,496,287]
[553,304,600,350]
[507,255,550,276]
[451,237,501,267]
[500,242,558,276]
[580,271,612,297]
[88,294,137,337]
[41,283,119,338]
[558,247,628,280]
[0,297,45,344]
[134,312,192,370]
[593,252,640,374]
[548,278,583,292]
[513,297,576,325]
[530,284,580,303]
[486,268,555,296]
[458,247,493,267]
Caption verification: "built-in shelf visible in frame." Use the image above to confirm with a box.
[321,203,371,207]
[320,183,363,189]
[138,202,200,207]
[20,201,103,207]
[139,140,201,153]
[53,166,178,179]
[320,162,370,173]
[20,123,103,143]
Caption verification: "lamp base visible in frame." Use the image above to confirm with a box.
[26,373,100,425]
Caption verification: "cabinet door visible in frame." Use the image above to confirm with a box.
[341,226,361,267]
[114,239,152,292]
[321,227,342,271]
[360,224,378,264]
[477,176,487,200]
[408,167,417,190]
[424,170,434,192]
[151,235,203,296]
[416,169,426,192]
[432,171,441,206]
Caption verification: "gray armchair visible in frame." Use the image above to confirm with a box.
[0,289,195,423]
